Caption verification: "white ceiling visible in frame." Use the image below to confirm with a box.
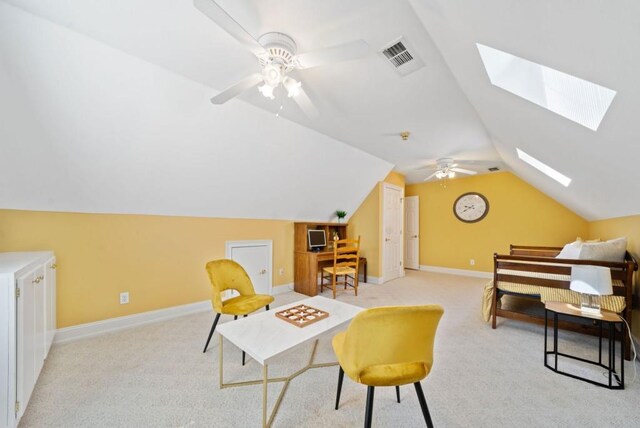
[0,2,391,221]
[409,0,640,220]
[2,0,639,220]
[1,0,501,182]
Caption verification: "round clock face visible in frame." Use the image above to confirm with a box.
[453,192,489,223]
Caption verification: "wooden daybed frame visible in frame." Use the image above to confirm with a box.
[491,245,637,360]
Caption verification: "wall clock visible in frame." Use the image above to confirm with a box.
[453,192,489,223]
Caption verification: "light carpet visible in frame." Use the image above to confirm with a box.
[20,270,639,427]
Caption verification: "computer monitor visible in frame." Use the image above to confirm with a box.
[308,229,326,251]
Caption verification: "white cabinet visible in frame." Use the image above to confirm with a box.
[0,252,56,428]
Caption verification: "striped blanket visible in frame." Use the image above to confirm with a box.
[481,269,626,322]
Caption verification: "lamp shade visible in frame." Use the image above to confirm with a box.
[569,265,613,296]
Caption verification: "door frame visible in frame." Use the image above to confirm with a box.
[404,195,420,270]
[225,240,273,295]
[381,182,405,283]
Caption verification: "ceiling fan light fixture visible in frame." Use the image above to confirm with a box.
[448,171,455,179]
[283,76,302,98]
[262,64,283,87]
[435,170,446,179]
[258,83,276,99]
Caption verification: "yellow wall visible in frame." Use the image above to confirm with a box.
[383,171,405,188]
[405,172,589,272]
[589,215,640,339]
[348,172,405,278]
[0,209,293,328]
[348,186,380,277]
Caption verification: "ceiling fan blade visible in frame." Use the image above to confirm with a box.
[451,167,477,175]
[293,86,320,119]
[210,73,263,104]
[194,0,267,57]
[296,40,369,69]
[423,171,439,181]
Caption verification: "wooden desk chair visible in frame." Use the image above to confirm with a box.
[321,237,360,299]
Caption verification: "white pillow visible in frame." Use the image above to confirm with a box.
[556,240,583,259]
[578,237,627,263]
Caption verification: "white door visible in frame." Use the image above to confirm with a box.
[404,196,420,270]
[382,183,404,282]
[225,240,273,296]
[16,266,38,419]
[44,258,57,354]
[32,265,45,377]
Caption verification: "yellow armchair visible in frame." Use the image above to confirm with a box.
[202,259,275,362]
[332,305,444,427]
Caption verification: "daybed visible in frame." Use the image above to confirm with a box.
[483,244,637,360]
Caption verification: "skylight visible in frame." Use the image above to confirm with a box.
[516,148,572,187]
[477,43,616,131]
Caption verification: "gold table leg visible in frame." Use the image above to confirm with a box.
[263,364,268,428]
[218,338,338,428]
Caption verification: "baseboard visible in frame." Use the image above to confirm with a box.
[55,284,296,344]
[272,283,293,295]
[357,274,381,284]
[419,265,493,279]
[54,300,211,344]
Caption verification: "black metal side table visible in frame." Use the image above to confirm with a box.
[544,301,624,390]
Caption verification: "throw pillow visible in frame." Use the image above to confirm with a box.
[578,237,627,263]
[556,239,583,259]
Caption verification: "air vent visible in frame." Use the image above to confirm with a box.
[488,167,500,172]
[382,41,414,67]
[379,37,425,76]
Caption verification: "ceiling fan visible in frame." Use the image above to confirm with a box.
[194,0,370,118]
[420,158,478,181]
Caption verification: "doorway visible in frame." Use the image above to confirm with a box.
[225,240,273,296]
[382,183,404,282]
[404,195,420,270]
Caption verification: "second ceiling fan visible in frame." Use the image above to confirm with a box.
[194,0,370,118]
[421,158,478,181]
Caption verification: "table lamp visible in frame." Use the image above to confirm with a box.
[569,265,613,315]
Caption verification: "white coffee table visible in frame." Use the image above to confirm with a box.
[216,296,363,427]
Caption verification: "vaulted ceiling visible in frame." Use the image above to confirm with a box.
[1,0,639,221]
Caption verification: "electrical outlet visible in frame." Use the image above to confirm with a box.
[278,268,285,276]
[470,259,475,266]
[120,292,129,305]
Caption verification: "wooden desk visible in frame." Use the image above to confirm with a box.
[294,251,367,296]
[293,222,367,297]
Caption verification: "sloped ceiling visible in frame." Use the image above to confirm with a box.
[2,0,638,222]
[0,2,392,221]
[1,0,502,182]
[410,0,640,220]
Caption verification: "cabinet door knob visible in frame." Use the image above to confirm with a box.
[259,269,267,275]
[32,278,41,284]
[51,263,57,269]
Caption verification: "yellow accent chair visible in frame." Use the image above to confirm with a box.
[332,305,444,427]
[321,237,361,299]
[202,259,275,363]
